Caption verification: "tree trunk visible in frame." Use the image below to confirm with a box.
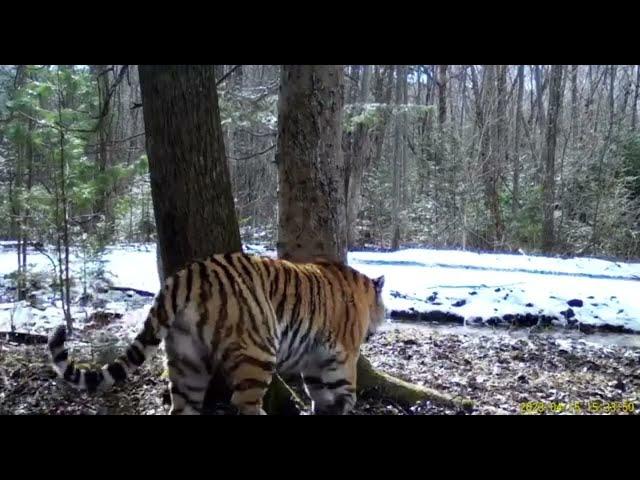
[358,65,371,104]
[541,65,564,252]
[391,65,404,250]
[533,65,547,182]
[478,65,504,248]
[345,66,374,248]
[371,66,395,167]
[92,65,115,241]
[276,65,347,264]
[570,65,579,143]
[632,65,640,131]
[276,64,469,412]
[494,65,507,246]
[139,65,262,414]
[138,65,242,277]
[437,65,448,128]
[513,65,524,215]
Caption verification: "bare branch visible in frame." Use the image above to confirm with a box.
[215,65,242,87]
[229,144,276,161]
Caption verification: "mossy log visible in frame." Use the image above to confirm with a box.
[356,355,473,411]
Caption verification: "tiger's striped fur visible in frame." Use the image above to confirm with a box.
[48,252,386,415]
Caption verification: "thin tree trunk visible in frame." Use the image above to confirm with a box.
[570,65,579,143]
[391,65,403,250]
[541,65,564,252]
[372,66,394,167]
[434,65,448,227]
[92,65,115,241]
[632,65,640,131]
[478,65,504,248]
[494,65,507,246]
[345,66,374,248]
[358,65,371,104]
[512,65,524,215]
[534,65,546,181]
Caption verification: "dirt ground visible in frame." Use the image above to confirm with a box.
[1,324,639,415]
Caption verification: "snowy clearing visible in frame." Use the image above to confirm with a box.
[1,243,639,338]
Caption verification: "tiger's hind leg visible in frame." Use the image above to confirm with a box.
[224,348,277,415]
[166,359,211,415]
[302,352,357,415]
[165,326,212,415]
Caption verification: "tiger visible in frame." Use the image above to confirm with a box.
[48,252,386,415]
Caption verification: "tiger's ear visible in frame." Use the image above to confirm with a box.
[373,275,385,293]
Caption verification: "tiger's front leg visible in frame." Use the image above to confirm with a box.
[302,353,357,415]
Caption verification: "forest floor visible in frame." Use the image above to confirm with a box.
[1,322,638,415]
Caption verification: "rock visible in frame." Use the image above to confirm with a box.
[612,380,626,391]
[525,303,534,308]
[469,291,478,296]
[560,308,575,319]
[427,292,438,302]
[567,299,583,307]
[452,299,466,307]
[494,288,501,292]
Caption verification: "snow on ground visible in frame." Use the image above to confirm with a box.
[1,243,639,337]
[349,250,640,333]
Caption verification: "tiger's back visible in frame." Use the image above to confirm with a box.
[48,252,386,415]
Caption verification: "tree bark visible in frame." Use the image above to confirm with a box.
[276,65,347,264]
[570,65,579,143]
[358,65,371,104]
[512,65,524,215]
[92,65,115,241]
[541,65,564,252]
[138,65,242,277]
[478,65,504,248]
[345,66,374,248]
[632,65,640,131]
[139,65,265,413]
[391,65,404,250]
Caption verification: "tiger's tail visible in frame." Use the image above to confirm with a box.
[48,277,177,392]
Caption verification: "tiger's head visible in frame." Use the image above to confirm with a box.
[365,275,386,342]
